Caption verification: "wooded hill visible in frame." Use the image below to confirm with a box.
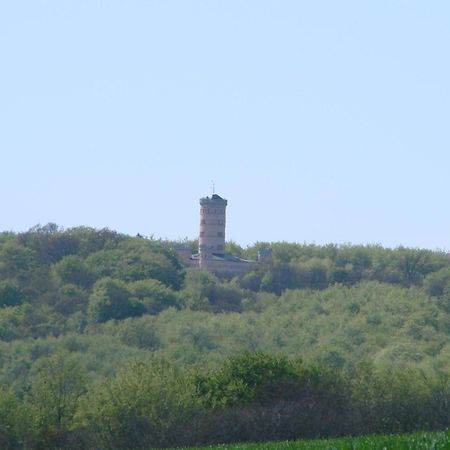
[0,224,449,448]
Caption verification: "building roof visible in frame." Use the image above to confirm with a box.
[191,253,255,263]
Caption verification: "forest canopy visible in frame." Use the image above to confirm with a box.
[0,224,449,448]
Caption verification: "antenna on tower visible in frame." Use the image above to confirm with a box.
[211,180,215,195]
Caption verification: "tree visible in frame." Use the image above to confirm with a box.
[88,278,144,323]
[260,262,310,294]
[0,281,23,307]
[182,270,219,310]
[114,315,160,350]
[76,360,194,449]
[194,352,300,408]
[0,386,29,449]
[18,224,81,263]
[85,238,184,289]
[0,240,38,279]
[182,270,244,312]
[129,279,179,314]
[52,255,96,289]
[27,351,87,448]
[424,266,450,297]
[394,248,434,286]
[54,284,89,316]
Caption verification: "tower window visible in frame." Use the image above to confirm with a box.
[201,220,206,224]
[200,231,204,237]
[217,231,223,237]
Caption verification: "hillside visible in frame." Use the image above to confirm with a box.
[0,225,449,448]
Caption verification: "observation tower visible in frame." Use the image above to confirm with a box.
[198,194,228,269]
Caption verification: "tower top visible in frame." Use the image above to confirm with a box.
[199,194,228,206]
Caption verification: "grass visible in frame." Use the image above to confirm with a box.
[184,431,450,449]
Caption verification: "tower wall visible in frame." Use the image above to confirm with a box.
[199,194,227,269]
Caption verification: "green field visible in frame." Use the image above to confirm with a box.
[189,431,450,450]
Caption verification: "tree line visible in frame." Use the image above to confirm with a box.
[1,224,449,340]
[1,351,449,449]
[0,225,449,448]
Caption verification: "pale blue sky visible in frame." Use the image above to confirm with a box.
[1,1,449,249]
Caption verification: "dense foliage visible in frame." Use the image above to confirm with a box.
[0,225,449,448]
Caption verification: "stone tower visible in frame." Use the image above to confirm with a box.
[199,194,227,269]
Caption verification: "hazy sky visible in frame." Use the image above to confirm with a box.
[1,1,449,249]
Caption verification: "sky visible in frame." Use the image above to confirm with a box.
[1,1,449,250]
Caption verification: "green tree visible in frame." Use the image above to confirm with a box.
[0,305,23,341]
[0,240,38,277]
[88,278,144,323]
[52,255,96,289]
[182,270,219,310]
[85,238,184,289]
[260,262,311,294]
[18,224,81,263]
[182,270,244,312]
[129,279,179,314]
[424,266,450,297]
[68,226,124,255]
[54,284,89,316]
[114,315,160,350]
[194,352,300,408]
[0,386,29,449]
[0,280,23,307]
[76,359,194,449]
[27,351,88,448]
